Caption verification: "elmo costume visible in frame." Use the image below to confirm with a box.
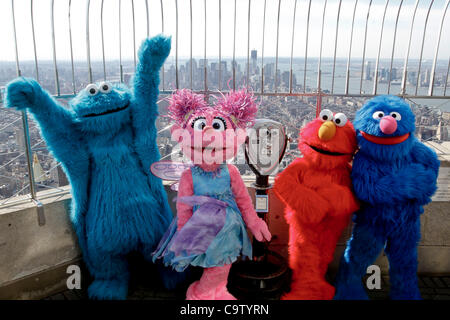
[274,109,359,300]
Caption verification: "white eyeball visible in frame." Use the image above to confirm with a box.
[212,117,227,131]
[333,113,348,127]
[372,111,385,120]
[389,111,402,121]
[85,84,99,96]
[191,117,207,131]
[99,82,112,94]
[319,109,333,122]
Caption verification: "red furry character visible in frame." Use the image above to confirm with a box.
[273,109,359,300]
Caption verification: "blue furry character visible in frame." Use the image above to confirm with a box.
[6,35,176,300]
[334,95,439,300]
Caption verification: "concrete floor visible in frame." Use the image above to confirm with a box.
[44,274,450,301]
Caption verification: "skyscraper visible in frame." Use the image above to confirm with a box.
[251,50,257,75]
[364,61,372,81]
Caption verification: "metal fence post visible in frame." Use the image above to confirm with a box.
[11,0,45,225]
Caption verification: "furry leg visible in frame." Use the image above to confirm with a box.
[86,251,130,300]
[186,264,235,300]
[334,222,385,300]
[385,217,421,300]
[317,218,350,300]
[283,225,333,300]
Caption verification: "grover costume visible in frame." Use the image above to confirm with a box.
[334,95,440,300]
[5,35,176,300]
[274,109,359,300]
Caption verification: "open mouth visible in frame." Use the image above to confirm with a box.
[360,131,410,145]
[82,103,129,118]
[307,144,348,156]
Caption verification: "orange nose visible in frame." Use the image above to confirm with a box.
[318,121,336,141]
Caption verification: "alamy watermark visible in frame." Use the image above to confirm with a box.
[66,264,81,290]
[366,265,381,290]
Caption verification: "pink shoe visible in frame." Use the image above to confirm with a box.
[186,280,215,300]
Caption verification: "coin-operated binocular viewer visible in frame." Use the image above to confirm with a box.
[229,119,289,299]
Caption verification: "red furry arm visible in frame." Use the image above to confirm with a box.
[273,159,331,224]
[228,164,271,241]
[176,169,194,230]
[320,185,359,217]
[319,167,359,216]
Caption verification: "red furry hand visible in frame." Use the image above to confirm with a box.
[247,218,271,242]
[319,186,359,216]
[274,182,331,224]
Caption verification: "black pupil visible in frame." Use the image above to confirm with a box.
[89,88,96,94]
[378,113,383,118]
[335,119,341,124]
[392,113,397,118]
[213,122,221,129]
[103,85,108,91]
[323,115,328,120]
[199,122,205,130]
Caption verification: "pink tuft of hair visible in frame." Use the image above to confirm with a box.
[167,89,207,126]
[216,88,258,128]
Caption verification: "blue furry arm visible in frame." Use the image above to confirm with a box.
[6,77,91,256]
[6,77,89,169]
[352,152,438,205]
[411,140,440,177]
[410,140,440,204]
[132,35,171,169]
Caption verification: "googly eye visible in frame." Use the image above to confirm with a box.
[191,117,207,131]
[212,117,227,131]
[85,84,99,96]
[99,82,112,94]
[319,109,333,122]
[389,111,402,121]
[333,113,348,127]
[372,111,385,120]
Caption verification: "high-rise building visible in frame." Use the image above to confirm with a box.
[14,127,25,151]
[32,153,46,183]
[364,61,372,80]
[251,50,257,75]
[391,68,397,81]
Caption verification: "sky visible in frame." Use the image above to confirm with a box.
[0,0,449,63]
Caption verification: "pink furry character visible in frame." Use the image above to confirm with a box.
[153,89,271,300]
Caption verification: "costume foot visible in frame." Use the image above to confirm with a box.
[186,281,215,300]
[321,282,336,300]
[88,279,128,300]
[282,280,335,300]
[390,290,421,300]
[333,282,368,300]
[215,282,236,300]
[282,289,325,300]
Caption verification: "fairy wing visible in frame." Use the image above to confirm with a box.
[151,160,192,181]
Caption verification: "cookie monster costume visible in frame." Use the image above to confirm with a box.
[334,95,440,300]
[5,35,178,300]
[273,109,359,300]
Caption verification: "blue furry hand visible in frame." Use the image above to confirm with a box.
[5,77,43,111]
[137,34,172,72]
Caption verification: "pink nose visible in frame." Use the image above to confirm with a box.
[379,116,397,134]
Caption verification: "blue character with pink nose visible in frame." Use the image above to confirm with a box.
[334,95,439,300]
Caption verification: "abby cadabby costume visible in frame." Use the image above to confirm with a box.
[153,89,271,300]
